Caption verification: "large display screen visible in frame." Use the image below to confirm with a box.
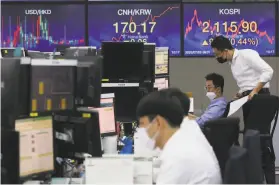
[1,4,85,52]
[183,3,276,56]
[88,4,181,56]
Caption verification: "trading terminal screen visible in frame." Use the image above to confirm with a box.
[15,116,54,177]
[30,60,75,113]
[97,98,116,134]
[155,47,168,75]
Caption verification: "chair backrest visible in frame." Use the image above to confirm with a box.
[245,94,279,135]
[223,146,248,184]
[203,117,240,177]
[243,129,264,184]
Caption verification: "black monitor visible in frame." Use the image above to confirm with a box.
[14,116,54,181]
[65,47,97,57]
[102,87,143,122]
[30,59,76,114]
[101,42,144,82]
[65,56,102,107]
[1,128,20,184]
[1,58,21,129]
[53,111,102,158]
[18,58,32,117]
[143,43,155,83]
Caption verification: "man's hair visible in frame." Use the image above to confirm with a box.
[211,35,233,51]
[205,73,224,93]
[136,90,184,128]
[160,88,190,116]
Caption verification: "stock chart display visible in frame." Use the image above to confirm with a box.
[88,4,181,56]
[1,4,85,52]
[183,3,276,56]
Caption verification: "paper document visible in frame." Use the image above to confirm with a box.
[228,96,249,116]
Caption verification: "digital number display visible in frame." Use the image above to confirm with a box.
[1,4,85,52]
[88,4,181,56]
[183,3,276,56]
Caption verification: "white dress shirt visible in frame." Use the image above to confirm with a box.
[230,49,273,93]
[156,117,221,184]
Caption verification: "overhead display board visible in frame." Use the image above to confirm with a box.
[88,3,181,56]
[183,3,276,56]
[1,4,85,52]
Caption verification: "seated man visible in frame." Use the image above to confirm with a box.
[190,73,227,126]
[136,90,222,184]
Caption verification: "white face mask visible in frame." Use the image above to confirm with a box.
[206,92,216,100]
[136,125,159,150]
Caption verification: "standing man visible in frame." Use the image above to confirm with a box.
[210,35,274,122]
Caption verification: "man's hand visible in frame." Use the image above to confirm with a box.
[248,90,258,100]
[188,113,197,120]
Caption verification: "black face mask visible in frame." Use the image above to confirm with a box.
[216,57,227,64]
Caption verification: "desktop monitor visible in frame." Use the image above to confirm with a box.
[143,43,155,83]
[18,58,32,117]
[101,42,144,82]
[155,47,169,76]
[65,56,103,107]
[98,97,117,136]
[53,111,102,158]
[102,87,143,122]
[15,116,54,179]
[1,128,20,184]
[30,59,77,114]
[1,58,21,129]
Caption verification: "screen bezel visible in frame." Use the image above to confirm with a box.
[15,116,55,182]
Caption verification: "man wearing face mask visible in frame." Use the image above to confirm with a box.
[189,73,227,127]
[211,35,273,122]
[136,90,222,184]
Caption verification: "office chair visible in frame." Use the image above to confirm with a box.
[243,94,279,184]
[223,146,248,184]
[243,129,264,184]
[203,117,240,178]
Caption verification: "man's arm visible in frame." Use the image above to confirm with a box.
[196,103,227,126]
[245,50,273,94]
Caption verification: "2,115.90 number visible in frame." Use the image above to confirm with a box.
[113,22,157,34]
